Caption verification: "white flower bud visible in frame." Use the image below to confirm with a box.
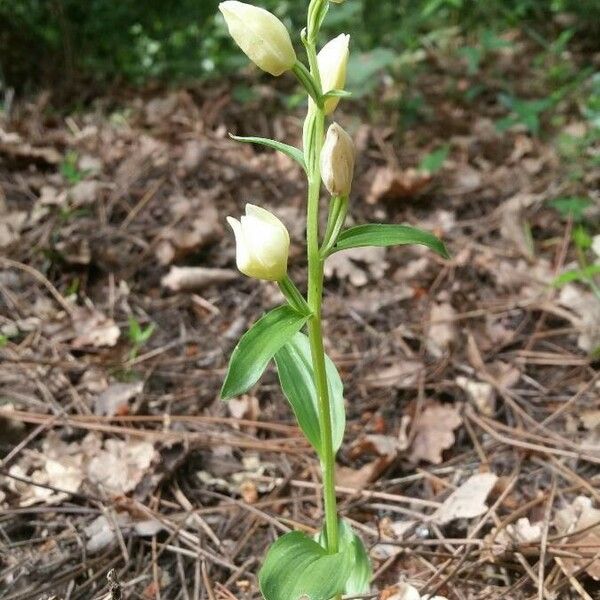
[227,204,290,281]
[219,1,297,76]
[320,123,355,197]
[317,33,350,114]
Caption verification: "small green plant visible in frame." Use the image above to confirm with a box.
[60,150,86,185]
[496,93,555,135]
[419,144,449,173]
[217,2,449,599]
[127,316,155,361]
[550,197,600,302]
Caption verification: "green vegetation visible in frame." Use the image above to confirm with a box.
[1,0,599,91]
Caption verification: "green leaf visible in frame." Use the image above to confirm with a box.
[553,264,600,287]
[573,225,592,251]
[274,332,345,456]
[338,520,372,595]
[549,196,591,222]
[323,89,353,100]
[315,519,372,596]
[221,306,309,400]
[229,134,306,171]
[419,144,449,173]
[329,224,450,259]
[259,531,352,600]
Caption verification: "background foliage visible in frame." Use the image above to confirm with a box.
[1,0,599,92]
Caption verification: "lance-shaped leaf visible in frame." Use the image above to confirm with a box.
[329,223,450,259]
[323,88,353,100]
[274,332,345,457]
[229,134,306,171]
[259,531,353,600]
[221,305,309,400]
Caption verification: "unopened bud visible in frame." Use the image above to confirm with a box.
[320,123,355,197]
[219,1,296,76]
[317,34,350,114]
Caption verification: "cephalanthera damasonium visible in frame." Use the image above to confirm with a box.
[218,2,449,599]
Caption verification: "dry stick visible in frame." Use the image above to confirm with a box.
[224,556,257,589]
[133,503,237,573]
[120,177,165,230]
[0,257,74,316]
[539,371,600,429]
[151,536,161,600]
[535,455,600,503]
[536,479,556,600]
[175,553,191,600]
[0,417,58,467]
[170,483,222,549]
[523,213,572,355]
[465,406,600,465]
[553,558,593,600]
[420,466,521,597]
[201,560,218,600]
[4,408,302,436]
[251,475,441,509]
[2,409,304,455]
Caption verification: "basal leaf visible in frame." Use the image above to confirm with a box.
[259,531,353,600]
[314,519,372,596]
[221,306,309,400]
[338,520,372,595]
[274,332,345,456]
[329,223,450,259]
[229,134,306,171]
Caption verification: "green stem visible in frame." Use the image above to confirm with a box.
[292,61,322,107]
[304,0,339,556]
[320,195,348,257]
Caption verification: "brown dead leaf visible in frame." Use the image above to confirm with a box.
[71,306,121,348]
[485,517,542,559]
[497,192,539,258]
[0,132,62,165]
[409,403,462,464]
[448,164,482,195]
[87,438,156,494]
[426,302,457,358]
[0,210,27,248]
[5,431,155,505]
[385,584,448,600]
[176,139,209,177]
[324,246,388,286]
[336,457,391,489]
[580,410,600,431]
[69,180,104,206]
[554,496,600,580]
[558,284,600,353]
[155,194,223,265]
[364,360,424,389]
[366,167,431,204]
[432,472,498,524]
[94,381,144,416]
[455,376,495,416]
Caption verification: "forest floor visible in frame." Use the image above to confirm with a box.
[1,28,599,600]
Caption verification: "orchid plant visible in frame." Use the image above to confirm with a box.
[218,1,449,598]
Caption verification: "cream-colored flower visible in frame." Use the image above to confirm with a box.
[592,234,600,261]
[219,1,296,76]
[317,33,350,114]
[320,122,355,196]
[227,204,290,281]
